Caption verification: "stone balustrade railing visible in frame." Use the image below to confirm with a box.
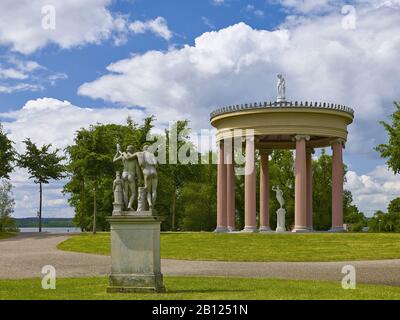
[210,101,355,119]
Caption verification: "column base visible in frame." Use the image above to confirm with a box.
[329,226,344,233]
[107,274,165,293]
[259,226,272,232]
[227,226,236,232]
[292,227,310,233]
[241,226,258,233]
[214,227,228,233]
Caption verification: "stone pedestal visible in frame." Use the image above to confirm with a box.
[106,214,165,293]
[276,208,286,233]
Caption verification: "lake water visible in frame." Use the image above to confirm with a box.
[19,227,82,234]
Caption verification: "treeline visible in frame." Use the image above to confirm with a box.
[63,117,365,232]
[63,118,214,232]
[15,218,74,228]
[1,117,367,232]
[4,100,400,233]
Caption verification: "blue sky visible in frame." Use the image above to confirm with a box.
[1,0,400,218]
[0,0,286,111]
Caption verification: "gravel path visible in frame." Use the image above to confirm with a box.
[1,233,400,286]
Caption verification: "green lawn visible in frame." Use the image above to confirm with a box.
[1,276,400,300]
[0,232,16,240]
[58,232,400,262]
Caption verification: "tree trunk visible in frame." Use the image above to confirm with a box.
[81,178,85,232]
[39,182,42,233]
[93,185,97,235]
[172,188,176,231]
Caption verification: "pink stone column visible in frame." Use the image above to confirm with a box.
[259,150,271,232]
[331,139,344,232]
[243,136,257,232]
[226,139,236,231]
[293,135,310,233]
[306,148,314,231]
[215,140,227,232]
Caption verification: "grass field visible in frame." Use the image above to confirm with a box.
[1,276,400,300]
[58,232,400,262]
[0,232,16,240]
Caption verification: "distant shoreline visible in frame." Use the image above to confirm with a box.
[15,217,74,228]
[19,227,81,234]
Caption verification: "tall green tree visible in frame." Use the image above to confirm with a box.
[269,150,295,229]
[369,198,400,232]
[376,101,400,173]
[18,139,65,232]
[388,197,400,214]
[0,124,15,179]
[0,180,17,232]
[158,120,202,230]
[312,149,333,230]
[180,154,217,231]
[343,190,366,231]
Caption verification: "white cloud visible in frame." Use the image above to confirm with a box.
[212,0,225,6]
[0,83,43,94]
[276,0,338,13]
[244,4,265,17]
[0,56,67,93]
[129,17,173,41]
[0,0,128,54]
[277,0,400,14]
[77,3,400,218]
[0,68,28,80]
[201,17,215,29]
[78,3,400,158]
[1,98,145,151]
[1,98,147,218]
[346,165,400,216]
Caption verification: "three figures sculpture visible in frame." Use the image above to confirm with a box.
[272,186,286,232]
[112,144,158,215]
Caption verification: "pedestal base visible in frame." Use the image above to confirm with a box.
[107,274,165,293]
[112,210,154,216]
[329,227,344,233]
[106,214,165,293]
[276,208,286,232]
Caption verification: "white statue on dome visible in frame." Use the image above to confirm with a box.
[277,74,286,102]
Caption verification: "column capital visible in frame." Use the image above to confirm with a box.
[293,135,310,142]
[331,138,346,149]
[245,135,255,143]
